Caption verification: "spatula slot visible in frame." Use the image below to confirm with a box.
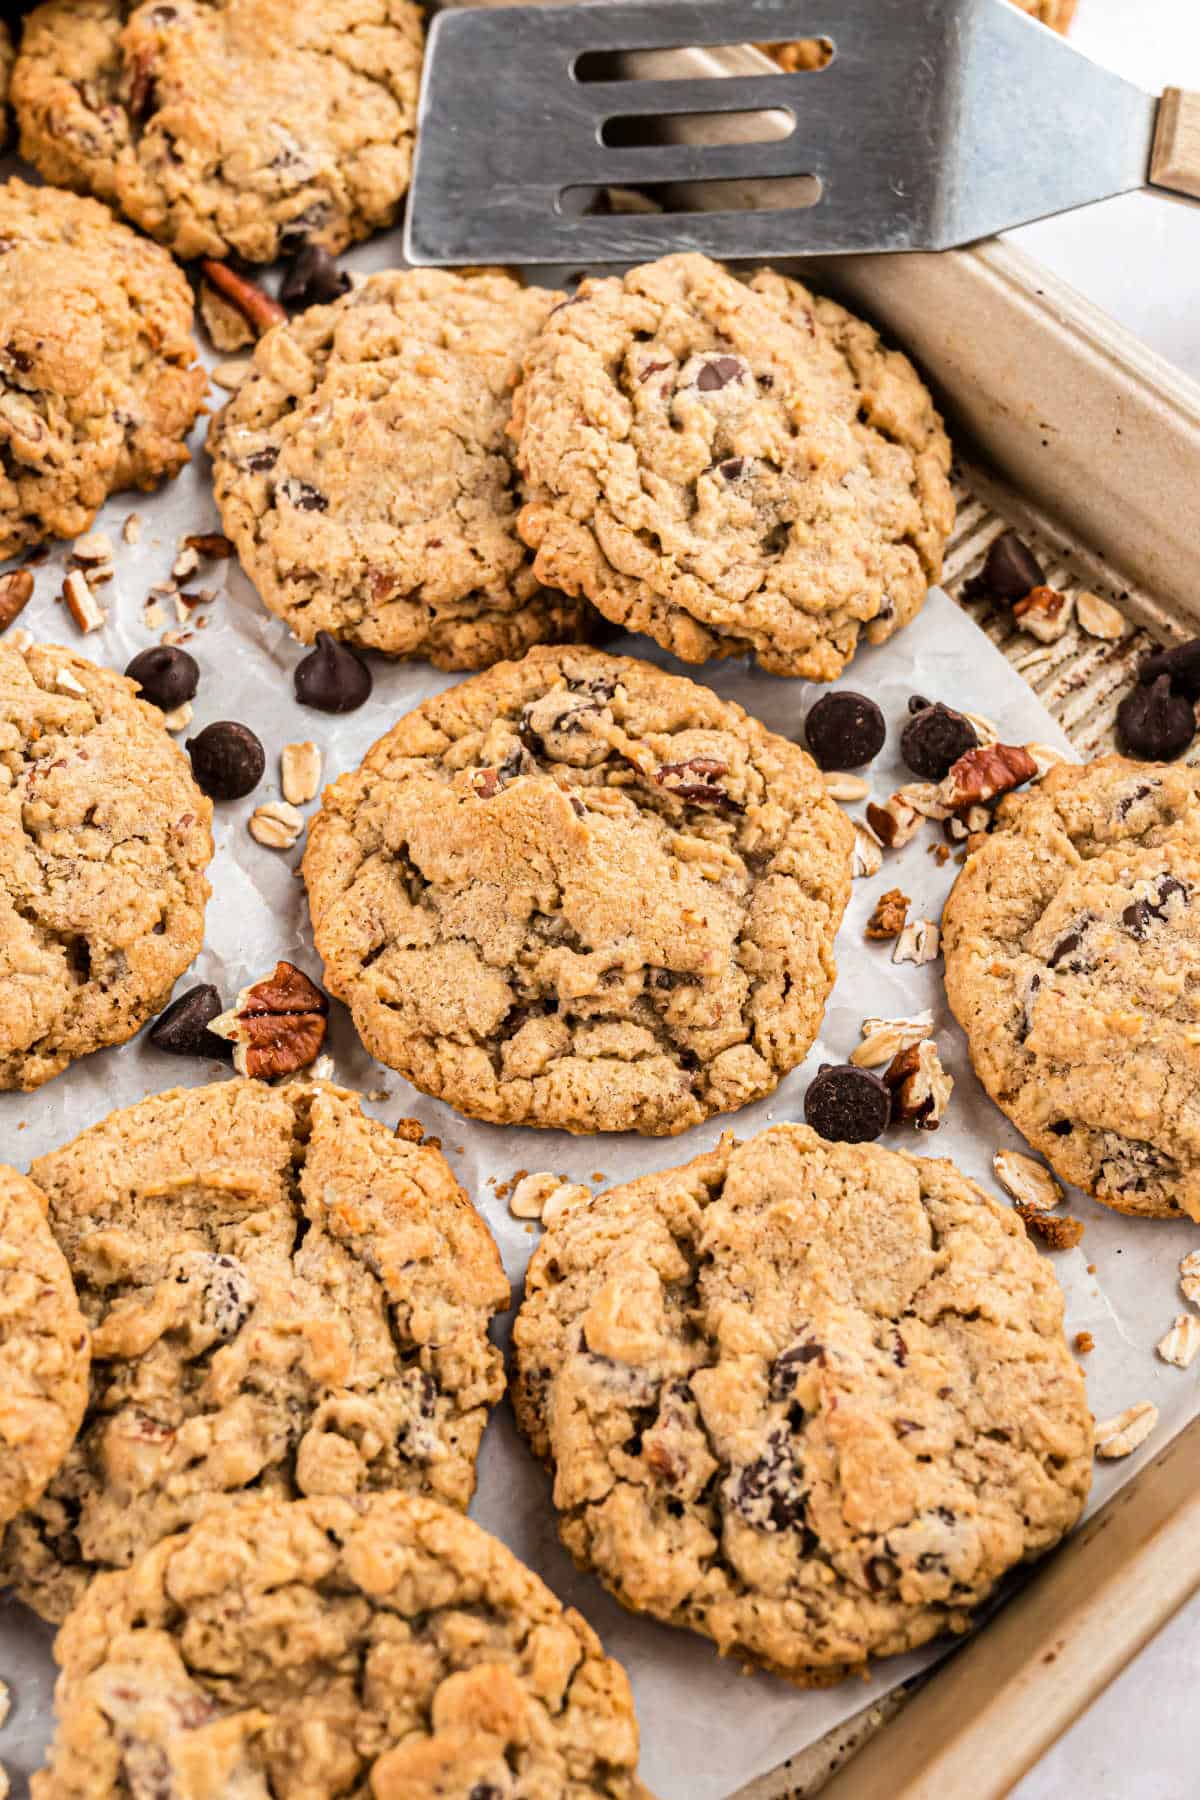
[573,43,832,81]
[600,110,795,148]
[559,174,823,216]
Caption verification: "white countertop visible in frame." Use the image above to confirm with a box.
[1005,4,1200,1796]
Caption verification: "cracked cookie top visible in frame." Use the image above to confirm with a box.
[303,646,854,1135]
[944,754,1200,1221]
[12,0,424,263]
[0,1165,89,1530]
[0,1079,510,1621]
[0,640,213,1089]
[37,1492,650,1800]
[209,269,596,669]
[0,177,206,558]
[512,253,954,680]
[512,1124,1092,1685]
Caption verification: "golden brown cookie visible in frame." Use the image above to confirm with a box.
[35,1493,650,1800]
[303,646,854,1134]
[512,253,953,680]
[12,0,424,263]
[209,269,595,668]
[0,640,213,1091]
[943,755,1200,1221]
[513,1124,1093,1685]
[0,1079,510,1621]
[0,177,206,558]
[0,1165,89,1531]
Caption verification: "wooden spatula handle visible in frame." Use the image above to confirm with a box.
[1150,89,1200,199]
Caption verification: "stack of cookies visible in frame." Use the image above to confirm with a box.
[0,1,1183,1795]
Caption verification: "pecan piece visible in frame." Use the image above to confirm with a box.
[0,568,33,633]
[183,532,235,561]
[653,757,742,810]
[866,792,922,849]
[936,743,1037,812]
[883,1039,953,1130]
[1013,585,1073,643]
[864,887,909,940]
[199,260,286,336]
[209,960,329,1078]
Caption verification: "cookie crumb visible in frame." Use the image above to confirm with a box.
[394,1118,426,1143]
[1015,1206,1083,1250]
[865,888,909,940]
[1073,1330,1094,1355]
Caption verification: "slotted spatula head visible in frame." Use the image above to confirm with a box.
[405,0,1160,265]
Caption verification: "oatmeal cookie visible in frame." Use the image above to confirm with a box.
[512,1124,1093,1684]
[0,640,213,1091]
[303,646,854,1135]
[35,1492,649,1800]
[0,178,206,558]
[943,755,1200,1221]
[209,269,594,668]
[512,252,954,680]
[0,1079,509,1621]
[0,1166,89,1530]
[0,22,12,144]
[12,0,423,264]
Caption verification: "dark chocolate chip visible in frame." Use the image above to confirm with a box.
[1047,925,1089,972]
[280,478,328,512]
[981,530,1044,600]
[1120,874,1187,939]
[804,691,886,771]
[125,644,199,711]
[696,355,744,391]
[279,244,351,311]
[294,631,373,713]
[245,446,279,473]
[769,1341,823,1400]
[804,1064,891,1143]
[717,456,745,480]
[1116,674,1196,762]
[147,983,232,1059]
[185,720,265,800]
[1138,637,1200,701]
[900,700,979,780]
[1049,1120,1073,1136]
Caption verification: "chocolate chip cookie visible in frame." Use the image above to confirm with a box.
[943,755,1200,1221]
[12,0,423,264]
[0,640,213,1091]
[0,1166,89,1531]
[36,1492,649,1800]
[0,178,206,558]
[0,1078,509,1621]
[512,252,954,680]
[512,1124,1092,1685]
[209,269,594,669]
[303,646,854,1135]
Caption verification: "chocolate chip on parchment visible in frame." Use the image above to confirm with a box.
[1138,637,1200,701]
[186,720,266,800]
[1116,674,1196,762]
[294,631,373,713]
[804,691,886,771]
[900,698,979,780]
[125,644,199,711]
[279,244,351,311]
[147,983,232,1059]
[803,1063,891,1143]
[981,530,1045,600]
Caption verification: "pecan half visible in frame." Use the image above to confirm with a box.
[0,568,33,633]
[199,260,286,335]
[936,743,1037,812]
[209,960,329,1078]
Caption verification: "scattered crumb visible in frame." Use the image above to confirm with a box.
[366,1088,390,1104]
[927,842,951,865]
[123,512,143,545]
[1073,1331,1094,1355]
[1015,1205,1084,1250]
[394,1118,426,1144]
[865,887,909,940]
[591,1172,605,1184]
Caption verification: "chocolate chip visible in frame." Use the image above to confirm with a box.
[294,631,373,713]
[900,700,979,780]
[125,645,199,711]
[717,456,745,480]
[1138,637,1200,701]
[1047,925,1089,972]
[279,477,328,512]
[185,721,266,800]
[804,1064,891,1143]
[803,691,886,771]
[1120,874,1188,939]
[1116,674,1196,762]
[279,244,351,311]
[696,355,744,391]
[245,446,278,473]
[147,983,232,1058]
[769,1341,823,1399]
[981,530,1044,600]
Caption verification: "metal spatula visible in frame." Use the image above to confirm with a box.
[405,0,1200,265]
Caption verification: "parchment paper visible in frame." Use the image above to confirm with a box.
[1,242,1196,1800]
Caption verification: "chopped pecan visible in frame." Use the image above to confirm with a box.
[883,1039,953,1130]
[864,887,909,940]
[936,743,1037,812]
[892,918,940,966]
[1013,585,1073,643]
[209,960,329,1078]
[654,757,742,810]
[993,1149,1062,1212]
[183,532,235,560]
[200,260,286,336]
[1015,1205,1084,1250]
[62,569,105,632]
[0,568,34,633]
[851,820,883,878]
[866,793,922,849]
